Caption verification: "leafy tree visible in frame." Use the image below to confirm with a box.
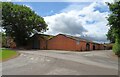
[106,27,115,43]
[107,1,120,56]
[2,2,48,47]
[1,32,7,47]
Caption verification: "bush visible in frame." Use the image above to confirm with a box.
[113,38,120,57]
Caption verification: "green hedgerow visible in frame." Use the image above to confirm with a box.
[113,38,120,57]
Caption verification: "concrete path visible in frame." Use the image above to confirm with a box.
[1,50,118,75]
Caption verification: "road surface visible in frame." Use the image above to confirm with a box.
[1,50,118,75]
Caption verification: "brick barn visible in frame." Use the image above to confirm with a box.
[92,43,105,50]
[9,34,105,51]
[8,33,105,51]
[30,33,105,51]
[29,34,53,49]
[47,34,104,51]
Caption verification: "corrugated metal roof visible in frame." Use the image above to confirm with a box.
[32,33,100,44]
[59,34,92,42]
[32,33,54,40]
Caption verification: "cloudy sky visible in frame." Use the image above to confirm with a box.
[14,1,112,43]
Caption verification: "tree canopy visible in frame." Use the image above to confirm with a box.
[1,32,7,47]
[107,1,120,38]
[2,2,48,47]
[107,1,120,56]
[106,27,115,43]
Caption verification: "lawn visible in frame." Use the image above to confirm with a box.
[0,48,19,61]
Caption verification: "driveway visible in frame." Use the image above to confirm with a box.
[1,50,118,75]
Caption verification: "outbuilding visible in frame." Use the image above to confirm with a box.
[47,34,94,51]
[28,33,53,49]
[8,33,105,51]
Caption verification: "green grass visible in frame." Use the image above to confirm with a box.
[0,49,19,61]
[113,38,120,57]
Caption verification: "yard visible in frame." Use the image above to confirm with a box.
[0,48,19,61]
[2,50,118,75]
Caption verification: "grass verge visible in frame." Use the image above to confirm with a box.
[0,48,20,62]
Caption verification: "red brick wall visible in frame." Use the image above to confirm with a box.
[99,44,104,50]
[76,41,86,51]
[95,44,100,50]
[29,34,105,51]
[39,37,47,50]
[47,35,87,51]
[90,42,93,51]
[97,44,104,50]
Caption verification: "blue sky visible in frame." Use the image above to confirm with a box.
[14,2,91,17]
[14,2,70,16]
[13,2,110,43]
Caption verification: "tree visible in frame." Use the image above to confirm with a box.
[107,1,120,56]
[106,27,115,43]
[2,2,48,47]
[1,32,7,47]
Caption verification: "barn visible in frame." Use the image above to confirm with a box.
[92,43,104,50]
[5,33,105,51]
[30,33,105,51]
[47,34,97,51]
[8,33,105,51]
[28,33,53,49]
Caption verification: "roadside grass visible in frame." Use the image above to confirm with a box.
[0,48,19,61]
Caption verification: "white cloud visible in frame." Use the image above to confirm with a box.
[24,4,33,10]
[2,0,114,2]
[44,2,110,43]
[60,3,90,12]
[44,11,87,36]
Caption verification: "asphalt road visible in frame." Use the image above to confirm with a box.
[1,50,118,75]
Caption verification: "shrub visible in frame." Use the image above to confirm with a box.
[113,38,120,57]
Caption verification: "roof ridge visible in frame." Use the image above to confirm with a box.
[58,34,91,42]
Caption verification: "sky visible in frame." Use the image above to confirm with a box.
[13,1,112,43]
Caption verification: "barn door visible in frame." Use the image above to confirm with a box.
[32,38,40,49]
[86,43,90,51]
[93,44,95,50]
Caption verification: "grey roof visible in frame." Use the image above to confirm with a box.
[59,34,92,42]
[32,33,54,40]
